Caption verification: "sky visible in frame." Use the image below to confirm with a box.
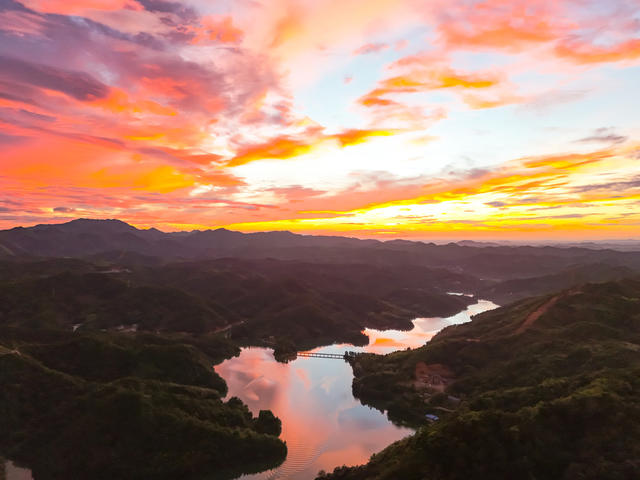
[1,0,639,240]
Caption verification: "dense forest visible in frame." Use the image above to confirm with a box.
[0,326,286,479]
[0,256,479,351]
[318,279,640,479]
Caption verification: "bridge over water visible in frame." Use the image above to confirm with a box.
[296,351,360,360]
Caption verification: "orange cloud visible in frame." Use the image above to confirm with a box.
[118,123,210,149]
[90,88,177,116]
[430,0,640,68]
[191,15,244,44]
[2,137,122,187]
[227,136,317,167]
[333,129,397,147]
[138,76,189,100]
[0,128,242,197]
[462,91,523,109]
[440,17,560,52]
[91,165,195,193]
[441,75,496,89]
[196,170,246,188]
[156,149,224,166]
[359,93,400,108]
[423,150,615,201]
[521,150,613,170]
[434,0,565,51]
[357,67,501,118]
[259,0,407,61]
[227,129,399,167]
[555,38,640,64]
[373,69,499,96]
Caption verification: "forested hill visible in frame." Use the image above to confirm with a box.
[319,279,640,480]
[0,257,478,350]
[0,328,286,480]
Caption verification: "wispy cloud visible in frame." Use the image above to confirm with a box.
[576,127,628,145]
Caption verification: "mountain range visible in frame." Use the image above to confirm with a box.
[2,219,640,282]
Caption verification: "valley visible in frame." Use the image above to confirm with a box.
[1,220,639,479]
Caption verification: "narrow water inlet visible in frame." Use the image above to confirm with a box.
[216,298,498,480]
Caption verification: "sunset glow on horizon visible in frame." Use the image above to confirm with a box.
[1,0,639,240]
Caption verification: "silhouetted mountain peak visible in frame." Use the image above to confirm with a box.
[66,218,136,229]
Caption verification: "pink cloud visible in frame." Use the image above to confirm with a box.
[353,42,389,55]
[190,15,244,44]
[21,0,142,15]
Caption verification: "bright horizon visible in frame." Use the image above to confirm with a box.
[1,0,639,240]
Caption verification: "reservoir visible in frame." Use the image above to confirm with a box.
[1,461,33,480]
[216,299,498,480]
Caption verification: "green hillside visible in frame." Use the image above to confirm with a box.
[0,328,286,479]
[319,279,640,479]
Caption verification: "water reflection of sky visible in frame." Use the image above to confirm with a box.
[217,347,411,480]
[3,461,32,480]
[216,299,498,480]
[357,299,499,355]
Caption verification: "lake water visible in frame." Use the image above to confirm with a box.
[216,298,498,480]
[2,461,33,480]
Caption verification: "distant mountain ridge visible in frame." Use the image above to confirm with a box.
[2,219,640,282]
[0,217,638,293]
[0,218,377,259]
